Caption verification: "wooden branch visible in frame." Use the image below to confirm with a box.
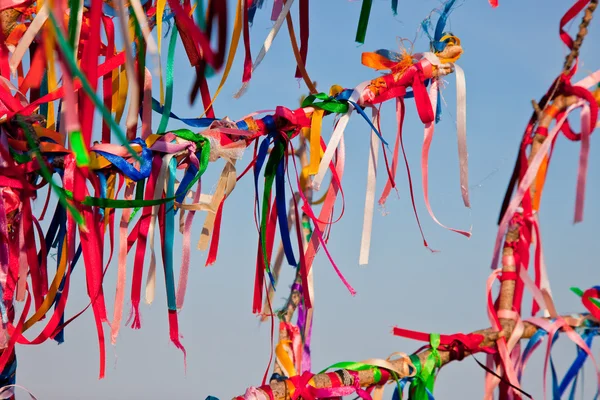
[497,0,598,328]
[563,0,598,74]
[235,315,598,400]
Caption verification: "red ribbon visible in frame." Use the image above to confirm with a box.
[582,287,600,319]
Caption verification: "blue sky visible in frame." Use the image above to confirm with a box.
[14,0,600,398]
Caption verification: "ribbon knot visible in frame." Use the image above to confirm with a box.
[274,106,310,137]
[301,92,349,114]
[361,49,415,76]
[411,60,436,124]
[92,138,153,182]
[288,371,316,400]
[346,370,373,400]
[558,80,599,142]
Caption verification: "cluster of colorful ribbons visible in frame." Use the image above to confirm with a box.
[234,287,600,400]
[0,0,481,395]
[233,0,600,399]
[0,0,597,397]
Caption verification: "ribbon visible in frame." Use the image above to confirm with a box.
[359,107,379,265]
[355,0,373,44]
[234,0,295,98]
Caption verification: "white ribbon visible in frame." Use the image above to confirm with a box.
[0,385,38,400]
[115,0,140,133]
[421,53,470,208]
[233,0,296,98]
[359,108,380,265]
[8,4,48,75]
[453,63,470,207]
[312,81,368,191]
[145,153,174,304]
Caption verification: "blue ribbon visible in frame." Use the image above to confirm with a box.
[164,157,178,311]
[558,329,597,399]
[391,378,408,400]
[248,0,265,25]
[548,332,561,400]
[0,354,16,388]
[374,48,403,61]
[96,172,108,218]
[347,100,388,147]
[518,328,546,381]
[175,163,199,204]
[435,89,442,123]
[152,98,217,128]
[93,138,153,182]
[433,0,456,49]
[275,157,296,267]
[254,132,276,287]
[84,0,151,17]
[390,376,436,400]
[421,0,457,52]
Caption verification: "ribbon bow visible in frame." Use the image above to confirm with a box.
[274,106,311,136]
[289,371,317,400]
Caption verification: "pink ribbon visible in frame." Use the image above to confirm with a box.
[271,0,283,21]
[421,78,471,238]
[110,178,135,344]
[175,178,202,310]
[525,316,600,400]
[574,103,591,223]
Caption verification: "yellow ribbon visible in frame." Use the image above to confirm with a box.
[115,64,128,123]
[104,172,117,226]
[436,35,463,64]
[275,339,297,378]
[308,109,324,175]
[155,0,166,103]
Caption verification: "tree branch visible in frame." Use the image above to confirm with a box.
[235,315,597,400]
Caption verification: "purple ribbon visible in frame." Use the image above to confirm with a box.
[291,282,312,372]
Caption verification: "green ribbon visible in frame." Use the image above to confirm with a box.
[409,354,421,375]
[69,130,91,166]
[67,0,82,48]
[128,179,146,222]
[8,148,32,164]
[65,0,90,168]
[318,361,383,383]
[301,92,349,114]
[302,220,312,243]
[407,334,440,400]
[47,11,140,163]
[157,25,178,134]
[355,0,373,44]
[571,287,600,308]
[259,134,288,278]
